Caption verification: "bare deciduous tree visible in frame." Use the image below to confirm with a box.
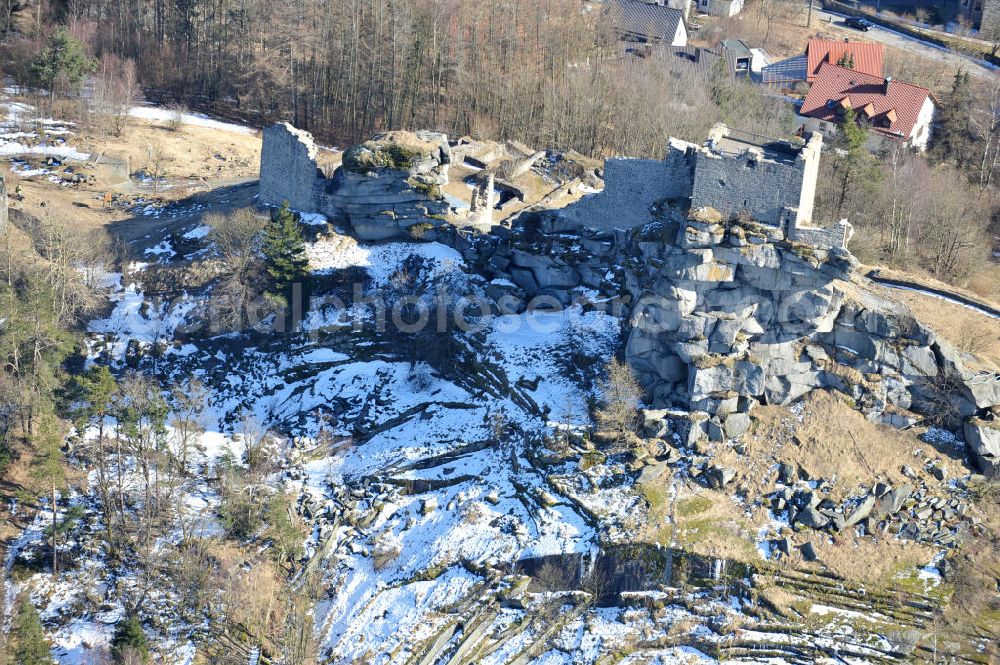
[595,358,643,449]
[206,208,268,331]
[91,53,140,137]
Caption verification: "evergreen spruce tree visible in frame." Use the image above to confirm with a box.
[74,365,119,553]
[30,27,97,114]
[832,107,882,217]
[111,616,149,664]
[931,70,973,169]
[14,598,51,665]
[261,202,309,312]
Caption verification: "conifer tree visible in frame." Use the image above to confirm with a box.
[261,202,309,311]
[832,107,882,216]
[111,616,149,664]
[931,70,974,169]
[31,415,65,577]
[14,598,51,665]
[30,27,97,114]
[74,365,118,552]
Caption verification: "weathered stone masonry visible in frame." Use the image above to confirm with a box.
[555,124,846,249]
[259,123,456,241]
[259,123,323,212]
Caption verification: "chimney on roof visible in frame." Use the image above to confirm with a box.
[884,76,892,94]
[843,37,849,42]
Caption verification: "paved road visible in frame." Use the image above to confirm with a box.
[811,7,997,81]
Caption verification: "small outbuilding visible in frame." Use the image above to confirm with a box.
[694,0,745,17]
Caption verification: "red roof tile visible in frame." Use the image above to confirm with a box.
[800,63,934,141]
[806,39,883,82]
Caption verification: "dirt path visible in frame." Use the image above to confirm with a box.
[108,178,259,255]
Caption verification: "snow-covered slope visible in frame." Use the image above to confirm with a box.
[4,225,967,664]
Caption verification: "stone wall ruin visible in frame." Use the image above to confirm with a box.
[259,123,322,212]
[259,123,457,240]
[555,124,848,250]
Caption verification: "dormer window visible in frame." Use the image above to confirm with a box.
[834,96,852,117]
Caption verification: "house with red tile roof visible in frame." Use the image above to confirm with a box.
[799,62,937,151]
[805,39,883,82]
[762,38,883,87]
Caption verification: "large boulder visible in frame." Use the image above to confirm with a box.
[704,465,736,488]
[795,505,830,529]
[342,130,451,177]
[935,340,1000,413]
[688,360,764,402]
[964,416,1000,474]
[873,483,912,519]
[844,494,876,526]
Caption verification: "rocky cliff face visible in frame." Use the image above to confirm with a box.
[430,205,1000,473]
[260,124,999,473]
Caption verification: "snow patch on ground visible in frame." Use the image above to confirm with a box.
[87,282,198,360]
[128,105,256,135]
[181,224,212,240]
[306,233,465,286]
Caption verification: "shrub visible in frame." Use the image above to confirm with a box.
[407,222,435,240]
[914,369,966,430]
[166,106,185,131]
[957,319,997,357]
[343,143,422,171]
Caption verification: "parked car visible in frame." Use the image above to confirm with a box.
[844,16,874,31]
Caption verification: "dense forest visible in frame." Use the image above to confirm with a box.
[0,0,995,178]
[1,0,804,156]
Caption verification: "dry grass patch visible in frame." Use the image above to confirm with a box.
[943,481,1000,644]
[78,119,262,184]
[758,584,810,618]
[746,391,964,501]
[885,287,1000,371]
[637,478,672,543]
[803,534,938,587]
[669,487,758,563]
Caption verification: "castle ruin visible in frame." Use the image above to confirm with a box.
[560,124,850,249]
[259,122,851,249]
